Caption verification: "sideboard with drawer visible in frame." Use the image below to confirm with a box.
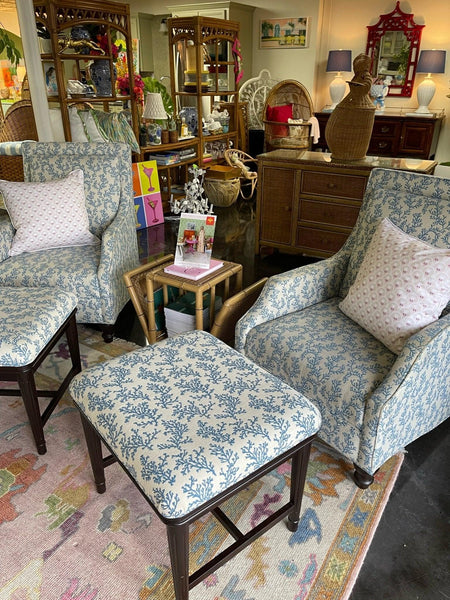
[314,112,444,159]
[256,150,436,258]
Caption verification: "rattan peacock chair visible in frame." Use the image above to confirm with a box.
[263,79,314,152]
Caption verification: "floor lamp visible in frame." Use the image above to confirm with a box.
[415,50,446,115]
[326,50,352,110]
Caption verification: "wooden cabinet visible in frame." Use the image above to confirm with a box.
[315,112,444,160]
[34,0,139,143]
[256,150,437,258]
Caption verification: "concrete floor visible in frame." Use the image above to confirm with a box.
[114,197,450,600]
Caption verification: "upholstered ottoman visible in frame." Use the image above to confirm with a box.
[69,330,321,600]
[0,286,80,454]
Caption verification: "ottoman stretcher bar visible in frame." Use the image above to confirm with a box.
[70,330,321,600]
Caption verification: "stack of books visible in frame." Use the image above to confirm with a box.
[179,147,197,160]
[164,291,222,337]
[153,151,180,165]
[164,259,223,280]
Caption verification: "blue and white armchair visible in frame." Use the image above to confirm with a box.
[0,142,140,341]
[236,168,450,487]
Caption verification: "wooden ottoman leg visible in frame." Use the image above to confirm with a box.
[80,414,107,493]
[166,522,190,600]
[287,442,312,532]
[17,368,46,455]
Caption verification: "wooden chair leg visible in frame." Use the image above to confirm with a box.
[80,414,107,493]
[17,368,46,455]
[287,443,312,532]
[166,522,190,600]
[353,464,375,489]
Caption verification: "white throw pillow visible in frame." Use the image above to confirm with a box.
[339,218,450,354]
[0,169,99,257]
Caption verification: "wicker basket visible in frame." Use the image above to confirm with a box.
[204,178,240,207]
[0,154,24,181]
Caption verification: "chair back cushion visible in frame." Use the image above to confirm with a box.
[340,168,450,299]
[21,141,132,237]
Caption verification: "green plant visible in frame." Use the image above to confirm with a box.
[393,43,410,75]
[0,29,22,68]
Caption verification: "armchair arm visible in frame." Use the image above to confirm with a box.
[359,314,450,473]
[0,211,14,262]
[235,249,350,353]
[97,196,139,323]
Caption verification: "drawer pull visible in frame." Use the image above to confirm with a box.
[378,142,388,149]
[327,183,336,189]
[380,127,390,133]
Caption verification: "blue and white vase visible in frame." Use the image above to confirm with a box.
[179,107,198,135]
[90,60,113,96]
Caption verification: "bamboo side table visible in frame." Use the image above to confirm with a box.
[146,260,243,344]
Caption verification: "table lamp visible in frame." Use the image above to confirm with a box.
[143,92,167,122]
[326,50,352,110]
[415,50,446,114]
[143,92,168,144]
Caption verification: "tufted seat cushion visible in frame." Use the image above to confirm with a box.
[243,298,397,462]
[0,286,78,367]
[69,330,322,519]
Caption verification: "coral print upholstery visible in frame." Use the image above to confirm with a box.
[0,142,139,333]
[236,168,450,483]
[69,330,322,519]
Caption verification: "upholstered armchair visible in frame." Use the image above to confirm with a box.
[0,142,140,341]
[236,168,450,487]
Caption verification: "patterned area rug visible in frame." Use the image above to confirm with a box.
[0,326,403,600]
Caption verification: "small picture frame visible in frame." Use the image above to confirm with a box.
[260,17,310,49]
[43,62,58,96]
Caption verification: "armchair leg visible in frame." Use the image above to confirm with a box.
[101,325,114,343]
[353,464,375,489]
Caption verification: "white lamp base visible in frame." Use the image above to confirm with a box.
[329,74,347,110]
[415,76,436,114]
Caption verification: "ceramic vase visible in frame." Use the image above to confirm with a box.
[90,60,113,96]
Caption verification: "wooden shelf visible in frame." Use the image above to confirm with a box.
[34,0,139,144]
[139,16,241,213]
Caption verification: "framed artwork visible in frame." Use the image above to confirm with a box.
[132,160,164,230]
[43,62,58,96]
[260,17,310,49]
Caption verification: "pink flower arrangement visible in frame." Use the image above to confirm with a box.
[116,73,144,103]
[94,33,119,61]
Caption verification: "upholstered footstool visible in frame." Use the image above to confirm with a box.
[0,286,80,454]
[69,330,321,600]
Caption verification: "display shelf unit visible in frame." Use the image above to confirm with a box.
[167,15,240,166]
[139,137,199,213]
[34,0,139,143]
[139,15,241,213]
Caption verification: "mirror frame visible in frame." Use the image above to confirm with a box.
[366,1,424,97]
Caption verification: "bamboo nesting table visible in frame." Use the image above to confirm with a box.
[146,259,243,344]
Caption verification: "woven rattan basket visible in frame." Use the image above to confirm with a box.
[0,155,24,181]
[204,178,240,207]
